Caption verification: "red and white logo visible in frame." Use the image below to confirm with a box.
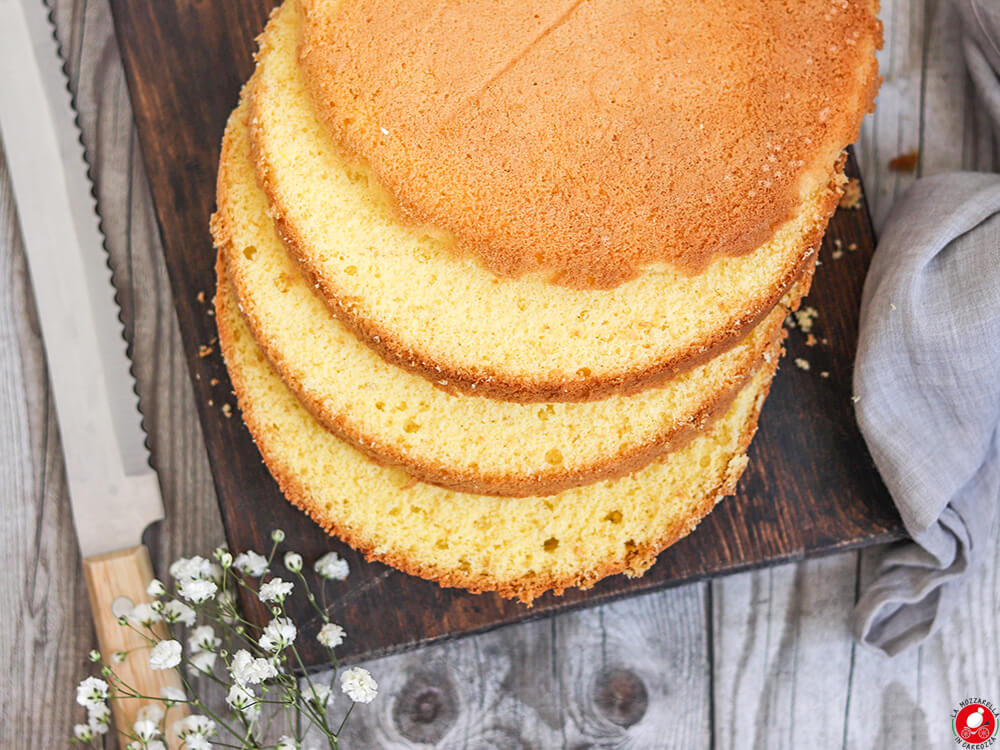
[952,699,998,747]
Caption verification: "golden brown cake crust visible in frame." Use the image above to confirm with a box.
[299,0,880,288]
[214,251,784,603]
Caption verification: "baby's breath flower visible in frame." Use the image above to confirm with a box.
[113,651,128,664]
[259,617,297,652]
[189,625,220,653]
[87,649,101,662]
[219,551,233,569]
[132,718,160,742]
[284,551,303,573]
[317,623,345,649]
[150,599,165,613]
[184,737,212,750]
[149,639,182,670]
[87,702,110,735]
[162,599,196,626]
[128,602,162,627]
[160,685,187,706]
[137,703,165,725]
[169,556,214,583]
[73,724,94,742]
[215,587,238,624]
[258,577,293,604]
[146,578,167,597]
[229,649,278,686]
[76,676,109,708]
[226,682,259,720]
[340,667,378,704]
[173,714,217,741]
[188,649,217,674]
[146,742,167,750]
[178,577,217,604]
[271,529,286,543]
[233,550,269,578]
[314,552,349,581]
[303,683,331,707]
[276,736,299,750]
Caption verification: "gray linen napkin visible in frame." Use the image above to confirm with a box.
[852,0,1000,656]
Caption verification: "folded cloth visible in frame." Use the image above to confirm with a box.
[852,0,1000,657]
[851,0,1000,657]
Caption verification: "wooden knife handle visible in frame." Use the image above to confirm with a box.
[83,545,187,748]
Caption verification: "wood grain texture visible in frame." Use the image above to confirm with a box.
[104,0,901,666]
[1,0,996,748]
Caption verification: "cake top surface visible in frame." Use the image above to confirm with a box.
[299,0,879,288]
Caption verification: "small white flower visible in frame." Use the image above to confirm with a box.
[317,623,345,649]
[137,703,165,725]
[284,551,303,573]
[128,602,162,626]
[271,529,285,542]
[259,616,297,652]
[173,714,216,740]
[133,719,160,742]
[161,685,187,706]
[314,552,349,581]
[258,577,293,603]
[184,737,212,750]
[162,599,196,626]
[147,578,167,597]
[234,550,269,577]
[169,555,214,583]
[303,683,331,707]
[178,577,217,603]
[229,649,278,685]
[125,742,142,750]
[147,742,167,750]
[219,551,233,569]
[225,682,255,710]
[189,625,220,653]
[276,736,299,750]
[188,649,217,674]
[340,667,378,704]
[149,639,182,670]
[76,676,109,708]
[73,724,94,742]
[87,702,111,734]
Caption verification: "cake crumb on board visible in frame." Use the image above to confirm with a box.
[794,358,811,371]
[198,344,214,358]
[889,150,920,172]
[838,177,863,209]
[794,306,819,333]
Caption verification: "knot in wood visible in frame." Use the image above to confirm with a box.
[592,666,648,727]
[393,670,458,744]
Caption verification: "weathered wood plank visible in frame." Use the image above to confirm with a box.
[331,583,712,750]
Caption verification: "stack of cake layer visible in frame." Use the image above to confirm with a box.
[213,0,880,602]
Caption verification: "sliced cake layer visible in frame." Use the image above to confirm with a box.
[215,266,782,603]
[248,1,845,402]
[215,98,810,496]
[299,0,880,287]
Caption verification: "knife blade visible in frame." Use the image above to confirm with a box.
[0,0,185,741]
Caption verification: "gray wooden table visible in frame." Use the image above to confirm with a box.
[2,1,998,748]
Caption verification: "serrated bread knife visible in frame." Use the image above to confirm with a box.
[0,0,186,742]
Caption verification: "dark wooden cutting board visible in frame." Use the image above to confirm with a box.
[108,0,903,666]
